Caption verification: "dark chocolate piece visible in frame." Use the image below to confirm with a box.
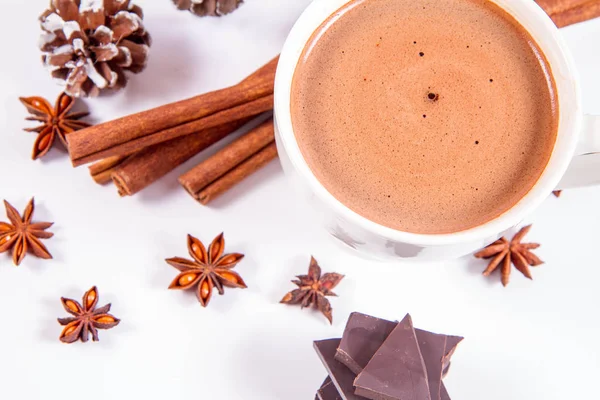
[354,314,432,400]
[318,377,344,400]
[336,312,463,399]
[416,329,447,400]
[314,339,365,400]
[440,383,451,400]
[336,313,463,377]
[320,377,333,388]
[443,335,464,371]
[441,335,464,381]
[438,336,463,400]
[335,312,397,375]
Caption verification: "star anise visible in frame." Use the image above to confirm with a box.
[58,286,120,344]
[0,198,53,266]
[280,256,344,324]
[166,233,246,307]
[474,225,543,287]
[20,92,90,160]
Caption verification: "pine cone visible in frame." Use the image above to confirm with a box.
[173,0,243,17]
[39,0,152,98]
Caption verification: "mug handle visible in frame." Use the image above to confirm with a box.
[556,114,600,189]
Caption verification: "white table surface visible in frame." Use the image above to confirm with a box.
[1,1,599,399]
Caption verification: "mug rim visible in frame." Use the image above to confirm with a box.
[274,0,582,246]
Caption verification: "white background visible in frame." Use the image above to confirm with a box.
[0,0,599,399]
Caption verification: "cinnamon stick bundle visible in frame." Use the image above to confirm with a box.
[537,0,600,27]
[111,118,251,197]
[179,119,277,204]
[67,56,279,166]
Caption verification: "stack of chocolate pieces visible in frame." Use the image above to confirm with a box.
[314,313,463,400]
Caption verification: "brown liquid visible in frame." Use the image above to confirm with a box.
[291,0,558,234]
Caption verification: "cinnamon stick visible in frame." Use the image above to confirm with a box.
[551,2,600,27]
[189,142,278,205]
[178,119,275,197]
[89,155,131,184]
[537,0,600,27]
[71,93,273,167]
[112,118,251,197]
[67,56,279,166]
[537,0,590,15]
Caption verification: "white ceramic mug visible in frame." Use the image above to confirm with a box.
[274,0,600,261]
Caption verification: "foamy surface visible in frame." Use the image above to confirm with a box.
[291,0,558,234]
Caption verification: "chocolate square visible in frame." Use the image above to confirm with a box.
[416,329,447,400]
[336,312,463,399]
[440,383,451,400]
[335,312,397,375]
[444,335,464,368]
[354,314,432,400]
[317,377,344,400]
[314,339,365,400]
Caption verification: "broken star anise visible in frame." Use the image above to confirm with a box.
[474,225,543,287]
[20,92,90,160]
[0,198,53,266]
[280,256,344,324]
[58,286,120,344]
[166,233,246,307]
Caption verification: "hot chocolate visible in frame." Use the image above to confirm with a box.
[291,0,558,234]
